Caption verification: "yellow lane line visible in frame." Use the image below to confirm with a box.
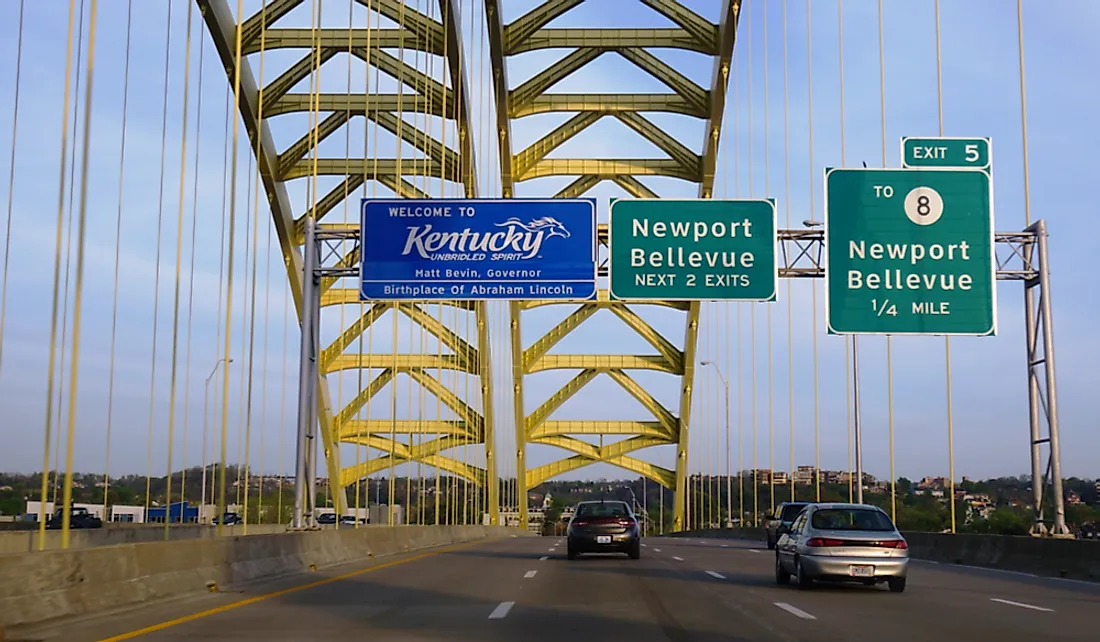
[98,538,490,641]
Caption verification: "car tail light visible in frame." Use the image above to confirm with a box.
[571,520,588,527]
[806,537,846,547]
[806,538,908,549]
[618,518,636,528]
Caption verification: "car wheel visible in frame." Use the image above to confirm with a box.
[887,577,906,593]
[795,558,814,590]
[628,541,641,560]
[567,543,578,560]
[766,538,776,550]
[774,555,790,585]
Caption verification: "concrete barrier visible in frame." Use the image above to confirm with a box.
[0,523,289,555]
[672,528,1100,581]
[0,525,525,631]
[902,531,1100,580]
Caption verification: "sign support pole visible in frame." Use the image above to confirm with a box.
[292,217,319,530]
[851,336,864,505]
[1023,219,1068,536]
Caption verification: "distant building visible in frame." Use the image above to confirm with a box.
[793,466,816,485]
[110,505,145,523]
[369,504,404,525]
[24,501,106,522]
[147,501,199,524]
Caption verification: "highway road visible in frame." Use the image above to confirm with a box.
[19,535,1100,641]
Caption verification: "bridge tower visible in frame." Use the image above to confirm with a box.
[199,0,498,522]
[486,0,742,530]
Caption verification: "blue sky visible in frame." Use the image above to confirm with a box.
[0,0,1096,491]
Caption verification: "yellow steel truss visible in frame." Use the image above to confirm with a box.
[486,0,740,530]
[199,0,497,522]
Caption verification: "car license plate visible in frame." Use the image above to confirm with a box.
[848,565,874,577]
[596,535,611,544]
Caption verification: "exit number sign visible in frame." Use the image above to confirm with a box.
[901,137,991,170]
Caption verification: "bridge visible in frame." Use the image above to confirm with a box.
[0,0,1094,639]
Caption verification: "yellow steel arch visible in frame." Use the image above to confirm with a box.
[485,0,741,530]
[198,0,498,522]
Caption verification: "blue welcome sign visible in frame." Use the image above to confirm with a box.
[359,198,598,301]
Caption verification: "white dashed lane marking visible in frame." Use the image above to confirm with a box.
[524,570,537,579]
[773,602,816,620]
[489,602,515,619]
[705,570,726,580]
[538,556,548,561]
[672,556,684,561]
[990,598,1054,612]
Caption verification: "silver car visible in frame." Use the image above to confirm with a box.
[774,502,909,593]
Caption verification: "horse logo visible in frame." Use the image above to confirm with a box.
[494,216,571,239]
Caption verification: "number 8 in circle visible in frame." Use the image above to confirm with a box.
[903,187,944,226]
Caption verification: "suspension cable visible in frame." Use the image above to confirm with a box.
[414,0,429,524]
[385,0,409,527]
[366,0,383,527]
[38,0,79,551]
[360,0,378,523]
[255,1,277,526]
[732,4,743,527]
[240,0,270,534]
[837,0,853,504]
[59,0,99,549]
[719,26,732,524]
[1015,0,1032,228]
[763,0,775,516]
[54,0,89,509]
[878,0,897,523]
[181,7,208,519]
[234,138,255,511]
[145,1,175,519]
[747,0,759,526]
[164,0,196,540]
[339,0,356,528]
[206,73,232,521]
[781,0,795,503]
[101,0,132,518]
[806,0,821,503]
[0,0,27,384]
[217,0,247,538]
[470,0,486,526]
[278,266,290,523]
[932,0,957,535]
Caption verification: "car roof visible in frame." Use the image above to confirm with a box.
[809,502,885,511]
[576,499,628,505]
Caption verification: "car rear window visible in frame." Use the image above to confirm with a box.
[780,504,807,521]
[575,502,630,518]
[811,508,895,531]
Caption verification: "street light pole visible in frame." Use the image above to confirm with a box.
[700,361,732,528]
[201,358,231,524]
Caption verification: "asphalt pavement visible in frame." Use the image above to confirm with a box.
[17,534,1100,641]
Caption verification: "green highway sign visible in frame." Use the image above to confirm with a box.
[902,136,991,170]
[608,198,778,301]
[823,167,997,336]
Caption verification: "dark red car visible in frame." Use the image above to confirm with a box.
[566,500,641,560]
